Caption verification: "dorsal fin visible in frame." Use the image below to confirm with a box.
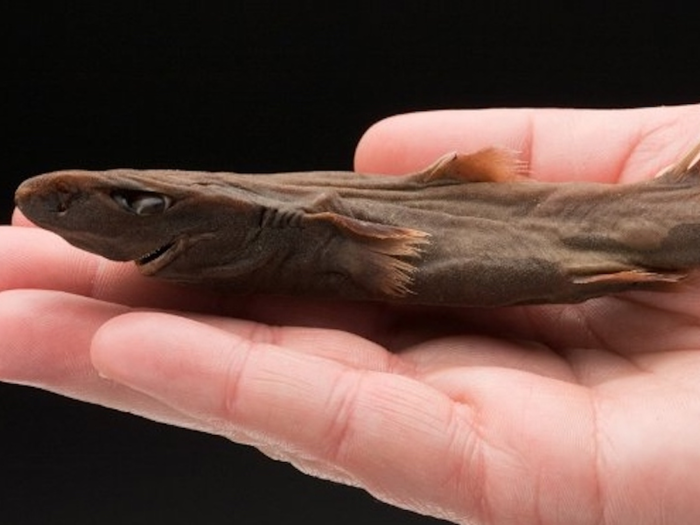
[654,140,700,183]
[414,147,529,183]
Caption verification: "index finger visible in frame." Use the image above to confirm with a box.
[354,105,700,184]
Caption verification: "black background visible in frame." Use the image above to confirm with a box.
[2,3,699,524]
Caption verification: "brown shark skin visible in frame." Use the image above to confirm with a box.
[14,143,700,307]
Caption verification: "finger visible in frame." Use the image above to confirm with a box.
[0,225,225,311]
[0,289,202,430]
[182,312,409,372]
[90,312,486,514]
[0,288,403,444]
[11,208,34,227]
[355,105,700,183]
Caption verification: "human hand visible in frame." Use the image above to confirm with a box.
[2,105,700,524]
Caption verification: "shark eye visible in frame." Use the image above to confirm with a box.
[111,190,172,216]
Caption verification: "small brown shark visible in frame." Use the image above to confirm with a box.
[15,142,700,306]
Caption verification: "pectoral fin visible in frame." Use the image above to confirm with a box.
[415,147,529,183]
[304,211,430,297]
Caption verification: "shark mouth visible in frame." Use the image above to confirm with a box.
[134,239,179,274]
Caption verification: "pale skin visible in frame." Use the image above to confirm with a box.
[2,106,700,524]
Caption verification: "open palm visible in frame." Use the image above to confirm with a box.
[3,105,700,524]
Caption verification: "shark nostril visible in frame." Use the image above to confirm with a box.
[46,189,75,215]
[49,181,79,215]
[56,193,70,213]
